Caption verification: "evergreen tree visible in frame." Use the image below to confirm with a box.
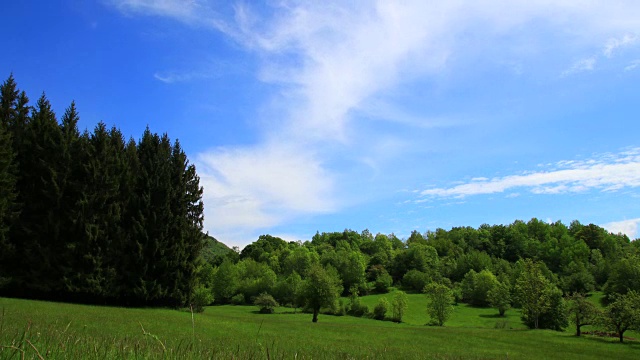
[14,93,64,295]
[0,115,17,288]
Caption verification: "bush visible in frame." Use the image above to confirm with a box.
[336,298,347,316]
[191,285,213,313]
[374,272,393,293]
[348,298,369,317]
[231,293,245,305]
[254,292,279,314]
[403,270,431,292]
[373,297,389,320]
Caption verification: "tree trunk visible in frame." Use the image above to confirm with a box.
[312,308,318,323]
[619,331,624,343]
[576,325,581,337]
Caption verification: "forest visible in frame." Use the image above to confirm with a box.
[1,74,640,340]
[0,75,204,307]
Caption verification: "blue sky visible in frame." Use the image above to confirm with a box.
[3,1,640,247]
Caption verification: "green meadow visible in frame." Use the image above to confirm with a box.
[1,293,638,359]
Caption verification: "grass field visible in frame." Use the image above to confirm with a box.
[1,293,639,359]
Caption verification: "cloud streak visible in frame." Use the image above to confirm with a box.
[420,148,640,199]
[106,1,640,245]
[603,218,640,239]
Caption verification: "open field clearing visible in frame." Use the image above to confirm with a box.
[1,296,638,359]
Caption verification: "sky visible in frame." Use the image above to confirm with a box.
[2,1,640,247]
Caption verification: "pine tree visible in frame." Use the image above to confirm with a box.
[14,93,65,295]
[0,117,17,288]
[0,75,25,292]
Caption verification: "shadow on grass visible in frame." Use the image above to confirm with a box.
[478,314,505,319]
[579,334,640,348]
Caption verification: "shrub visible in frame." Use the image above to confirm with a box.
[373,297,389,320]
[403,270,430,292]
[254,292,279,314]
[348,298,369,317]
[391,291,408,323]
[191,285,213,313]
[374,272,393,293]
[231,293,245,305]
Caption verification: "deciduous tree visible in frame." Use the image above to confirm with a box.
[301,264,342,322]
[600,290,640,343]
[566,292,599,336]
[424,282,454,326]
[516,259,552,329]
[391,290,408,323]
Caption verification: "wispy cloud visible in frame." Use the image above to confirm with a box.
[624,59,640,71]
[562,57,596,76]
[106,1,640,245]
[603,34,638,58]
[603,218,640,239]
[107,0,201,21]
[420,148,640,199]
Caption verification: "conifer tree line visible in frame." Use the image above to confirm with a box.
[0,75,204,307]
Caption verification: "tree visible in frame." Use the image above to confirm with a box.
[403,270,432,292]
[391,291,408,323]
[461,269,498,307]
[301,264,342,322]
[488,281,511,316]
[254,292,279,314]
[535,286,568,331]
[560,261,595,295]
[212,259,238,303]
[566,293,599,337]
[516,259,552,329]
[600,290,640,343]
[424,282,454,326]
[273,271,303,310]
[0,110,17,288]
[13,93,65,295]
[191,285,214,313]
[603,255,640,301]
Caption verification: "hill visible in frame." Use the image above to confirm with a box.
[200,233,234,265]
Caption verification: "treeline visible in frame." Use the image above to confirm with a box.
[199,219,640,328]
[0,75,204,307]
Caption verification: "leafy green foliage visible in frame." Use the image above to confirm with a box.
[424,283,454,326]
[192,285,214,313]
[566,292,600,336]
[254,292,279,314]
[600,290,640,342]
[461,269,498,307]
[487,281,511,316]
[301,264,343,322]
[391,290,408,323]
[212,259,238,304]
[373,297,389,320]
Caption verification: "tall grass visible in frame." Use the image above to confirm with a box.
[1,296,639,359]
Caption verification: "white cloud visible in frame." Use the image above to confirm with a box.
[603,34,638,58]
[561,57,596,76]
[196,141,335,246]
[107,0,201,21]
[603,218,640,239]
[107,1,640,244]
[625,59,640,71]
[420,148,640,199]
